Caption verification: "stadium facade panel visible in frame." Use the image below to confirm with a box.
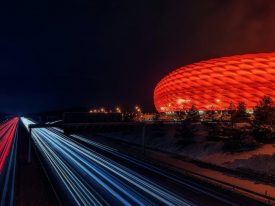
[154,53,275,112]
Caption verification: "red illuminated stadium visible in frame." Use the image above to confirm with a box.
[154,53,275,112]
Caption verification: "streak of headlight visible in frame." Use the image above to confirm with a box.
[21,117,194,206]
[70,134,236,206]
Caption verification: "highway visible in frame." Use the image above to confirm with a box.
[21,117,267,206]
[0,117,19,206]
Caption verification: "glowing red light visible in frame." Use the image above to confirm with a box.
[0,117,19,173]
[154,53,275,112]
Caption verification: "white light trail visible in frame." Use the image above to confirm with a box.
[21,117,194,206]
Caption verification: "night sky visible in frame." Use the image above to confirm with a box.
[1,0,275,114]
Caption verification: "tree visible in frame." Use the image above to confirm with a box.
[174,119,195,147]
[253,96,274,125]
[227,101,236,126]
[252,125,275,143]
[174,105,199,147]
[232,101,248,122]
[252,96,275,143]
[223,127,258,152]
[228,101,236,115]
[206,122,223,141]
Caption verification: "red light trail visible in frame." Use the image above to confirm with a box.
[0,117,19,173]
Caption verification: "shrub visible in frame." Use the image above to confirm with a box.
[252,125,275,143]
[223,128,258,152]
[174,120,196,147]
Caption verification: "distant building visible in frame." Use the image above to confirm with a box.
[141,113,156,121]
[63,112,122,123]
[154,53,275,112]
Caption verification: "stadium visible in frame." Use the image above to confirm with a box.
[154,53,275,112]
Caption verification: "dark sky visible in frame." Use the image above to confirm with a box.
[1,0,275,114]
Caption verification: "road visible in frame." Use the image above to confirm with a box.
[21,117,268,206]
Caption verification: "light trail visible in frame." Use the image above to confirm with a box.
[0,118,19,173]
[69,134,236,206]
[0,117,19,206]
[21,117,194,206]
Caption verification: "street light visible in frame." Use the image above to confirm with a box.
[135,105,142,113]
[116,107,121,113]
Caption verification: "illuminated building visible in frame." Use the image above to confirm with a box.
[154,53,275,112]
